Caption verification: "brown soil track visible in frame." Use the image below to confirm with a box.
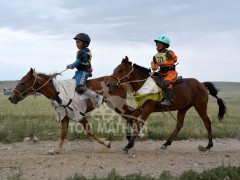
[0,139,239,179]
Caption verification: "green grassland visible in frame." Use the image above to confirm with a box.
[0,81,239,143]
[67,166,240,180]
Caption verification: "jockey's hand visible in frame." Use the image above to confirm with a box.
[151,67,157,71]
[66,65,74,69]
[157,62,165,66]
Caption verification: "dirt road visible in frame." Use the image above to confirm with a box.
[0,139,239,179]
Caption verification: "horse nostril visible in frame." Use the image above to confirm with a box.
[8,97,11,101]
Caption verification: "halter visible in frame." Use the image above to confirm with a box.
[14,74,52,100]
[13,69,66,100]
[110,66,152,86]
[110,66,134,85]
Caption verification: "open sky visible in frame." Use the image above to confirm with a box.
[0,0,239,82]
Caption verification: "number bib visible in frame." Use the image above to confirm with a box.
[154,53,167,63]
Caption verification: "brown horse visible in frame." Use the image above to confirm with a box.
[9,68,135,154]
[106,56,226,153]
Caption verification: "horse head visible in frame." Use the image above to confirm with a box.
[106,56,133,91]
[9,68,38,104]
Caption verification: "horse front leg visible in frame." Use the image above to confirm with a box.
[122,101,156,154]
[161,107,190,150]
[125,120,133,143]
[123,119,147,154]
[123,108,142,143]
[80,117,111,148]
[53,117,69,154]
[123,109,150,154]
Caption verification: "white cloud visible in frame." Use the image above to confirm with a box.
[0,0,240,82]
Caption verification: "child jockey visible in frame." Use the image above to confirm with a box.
[151,35,178,107]
[66,33,102,108]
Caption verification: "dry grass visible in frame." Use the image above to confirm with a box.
[0,81,239,143]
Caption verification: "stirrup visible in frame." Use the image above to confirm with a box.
[160,99,170,107]
[75,85,86,95]
[93,95,104,108]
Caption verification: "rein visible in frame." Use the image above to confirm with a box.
[14,69,67,100]
[110,66,152,86]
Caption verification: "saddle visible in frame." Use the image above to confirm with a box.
[152,74,183,88]
[175,76,183,83]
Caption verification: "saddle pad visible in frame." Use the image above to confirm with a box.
[51,79,87,122]
[136,77,159,95]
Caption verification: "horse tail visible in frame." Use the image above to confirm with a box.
[203,82,227,121]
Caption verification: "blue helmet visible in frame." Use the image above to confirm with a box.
[154,35,170,48]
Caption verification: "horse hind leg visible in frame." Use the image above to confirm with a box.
[161,106,191,150]
[194,106,213,149]
[80,117,111,148]
[204,117,213,149]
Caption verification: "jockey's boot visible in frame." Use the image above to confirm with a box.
[75,85,86,95]
[84,88,103,108]
[161,88,173,107]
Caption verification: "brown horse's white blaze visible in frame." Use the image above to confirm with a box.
[106,56,226,153]
[9,68,134,154]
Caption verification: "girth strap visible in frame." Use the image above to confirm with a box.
[63,99,73,111]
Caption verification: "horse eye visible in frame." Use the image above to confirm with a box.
[20,82,24,86]
[119,70,123,73]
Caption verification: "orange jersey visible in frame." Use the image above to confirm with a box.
[151,49,177,69]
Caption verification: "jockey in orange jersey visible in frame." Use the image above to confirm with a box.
[151,35,178,107]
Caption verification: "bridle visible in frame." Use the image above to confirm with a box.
[110,66,152,86]
[13,69,67,100]
[13,75,37,99]
[110,66,134,86]
[13,73,56,100]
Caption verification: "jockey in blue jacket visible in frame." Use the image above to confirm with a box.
[66,33,102,108]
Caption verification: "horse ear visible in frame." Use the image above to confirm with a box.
[121,57,127,64]
[28,68,34,75]
[121,56,132,66]
[121,58,126,63]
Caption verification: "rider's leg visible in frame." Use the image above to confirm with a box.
[75,70,103,108]
[154,75,163,88]
[84,88,103,108]
[161,82,173,107]
[160,71,177,107]
[74,70,88,94]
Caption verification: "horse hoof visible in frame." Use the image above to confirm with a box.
[206,143,213,150]
[101,138,111,148]
[47,150,56,155]
[122,147,129,154]
[137,132,145,138]
[106,141,111,148]
[160,145,167,150]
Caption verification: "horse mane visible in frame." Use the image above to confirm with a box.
[133,63,151,75]
[36,72,60,80]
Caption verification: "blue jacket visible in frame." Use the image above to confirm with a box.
[70,47,91,71]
